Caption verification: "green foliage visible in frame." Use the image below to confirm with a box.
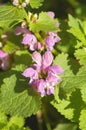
[79,110,86,130]
[80,85,86,102]
[0,74,41,117]
[51,53,86,130]
[30,0,44,8]
[0,1,86,130]
[68,14,86,48]
[14,50,32,71]
[74,48,86,66]
[53,53,86,93]
[0,50,41,118]
[29,12,57,32]
[54,123,78,130]
[3,33,23,54]
[0,110,31,130]
[0,4,26,28]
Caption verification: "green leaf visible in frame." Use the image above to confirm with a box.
[0,110,8,129]
[30,0,44,8]
[53,53,86,93]
[3,33,23,54]
[68,14,86,47]
[0,74,41,117]
[68,28,86,45]
[51,89,84,123]
[0,4,26,28]
[83,21,86,35]
[80,85,86,102]
[79,110,86,130]
[54,123,78,130]
[13,50,32,71]
[68,14,80,29]
[8,116,24,128]
[29,12,57,32]
[74,48,86,66]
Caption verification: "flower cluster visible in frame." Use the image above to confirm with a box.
[12,0,29,8]
[0,50,10,70]
[23,51,63,97]
[14,11,63,96]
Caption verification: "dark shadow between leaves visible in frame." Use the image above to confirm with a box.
[65,89,85,122]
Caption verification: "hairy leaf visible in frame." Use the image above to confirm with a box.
[68,14,86,47]
[74,48,86,66]
[53,53,86,93]
[0,4,26,28]
[29,12,57,31]
[0,75,41,117]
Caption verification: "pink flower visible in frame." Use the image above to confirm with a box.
[47,11,55,18]
[22,33,37,51]
[45,32,61,50]
[23,51,63,97]
[14,27,30,35]
[0,50,9,70]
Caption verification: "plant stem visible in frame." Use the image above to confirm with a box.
[42,104,52,130]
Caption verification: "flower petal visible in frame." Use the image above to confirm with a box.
[48,65,64,74]
[47,11,55,18]
[32,51,42,66]
[22,34,37,45]
[22,67,38,79]
[14,27,30,35]
[46,72,62,85]
[42,51,53,69]
[33,79,46,97]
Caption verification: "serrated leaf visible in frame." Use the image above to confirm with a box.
[53,53,86,93]
[80,85,86,102]
[79,110,86,130]
[51,89,84,123]
[68,14,86,46]
[0,74,41,117]
[29,12,57,31]
[0,4,26,28]
[74,48,86,65]
[68,14,80,29]
[30,0,44,8]
[68,28,86,45]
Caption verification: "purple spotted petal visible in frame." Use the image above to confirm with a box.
[48,65,64,74]
[45,32,61,50]
[22,33,37,46]
[45,35,55,50]
[49,32,61,43]
[42,51,53,69]
[46,72,62,85]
